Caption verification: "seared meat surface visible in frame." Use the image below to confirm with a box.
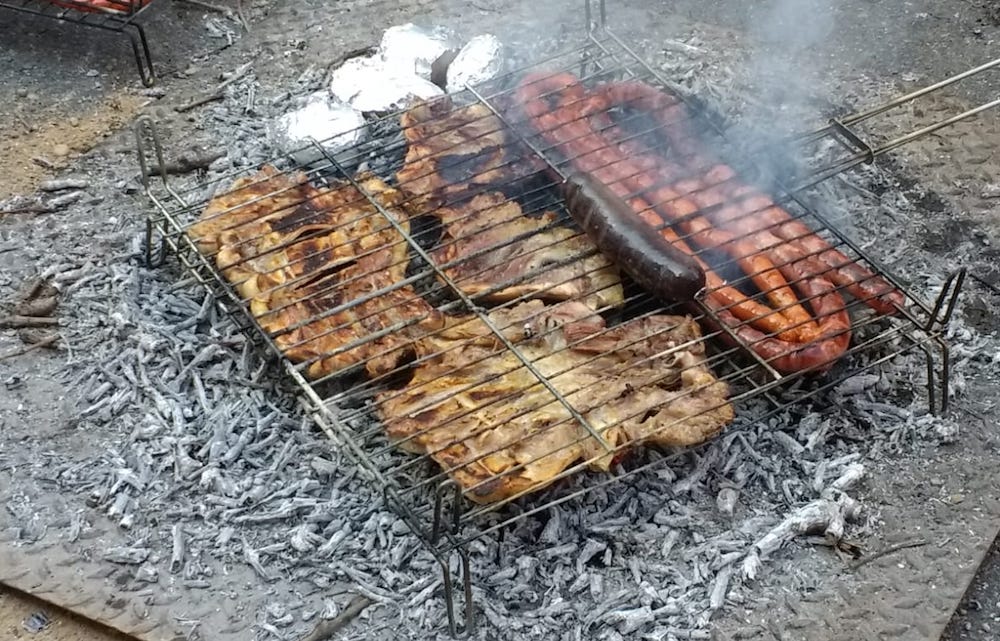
[395,99,544,201]
[188,165,315,256]
[376,300,733,504]
[191,168,442,380]
[429,192,624,310]
[188,102,733,503]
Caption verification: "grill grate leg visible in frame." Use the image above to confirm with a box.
[438,549,476,636]
[124,23,156,87]
[0,0,158,87]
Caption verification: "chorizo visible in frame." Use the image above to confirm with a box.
[517,72,815,343]
[516,71,853,373]
[598,79,904,315]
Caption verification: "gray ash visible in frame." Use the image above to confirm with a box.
[2,17,996,641]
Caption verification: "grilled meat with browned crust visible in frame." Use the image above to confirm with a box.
[191,168,443,380]
[376,300,733,504]
[188,165,314,256]
[429,192,624,310]
[395,99,544,201]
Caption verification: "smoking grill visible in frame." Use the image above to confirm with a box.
[134,2,999,634]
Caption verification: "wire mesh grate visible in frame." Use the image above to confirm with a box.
[132,21,990,636]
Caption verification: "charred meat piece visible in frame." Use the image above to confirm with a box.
[395,99,544,200]
[191,168,443,380]
[188,165,314,256]
[429,192,624,311]
[376,300,733,504]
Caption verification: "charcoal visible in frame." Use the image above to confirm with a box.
[0,14,993,641]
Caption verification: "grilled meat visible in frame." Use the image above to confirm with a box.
[188,165,313,256]
[191,168,443,380]
[376,300,733,504]
[429,192,624,310]
[395,99,544,200]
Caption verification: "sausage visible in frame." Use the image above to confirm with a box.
[516,71,853,373]
[707,275,852,374]
[597,79,905,316]
[623,157,821,343]
[560,171,706,301]
[555,79,820,342]
[516,72,814,343]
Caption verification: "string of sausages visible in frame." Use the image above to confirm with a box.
[515,71,905,374]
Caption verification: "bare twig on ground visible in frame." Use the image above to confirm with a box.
[39,178,89,192]
[46,191,83,209]
[298,596,373,641]
[175,60,255,113]
[0,316,58,329]
[149,150,226,175]
[850,539,929,571]
[0,335,60,361]
[176,92,224,113]
[216,60,256,91]
[0,206,49,216]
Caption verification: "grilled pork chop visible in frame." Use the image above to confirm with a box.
[376,300,733,504]
[191,168,443,380]
[430,192,624,310]
[395,99,544,200]
[188,165,313,256]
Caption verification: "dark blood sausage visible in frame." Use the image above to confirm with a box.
[560,172,706,302]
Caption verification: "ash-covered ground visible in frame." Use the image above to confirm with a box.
[1,2,999,641]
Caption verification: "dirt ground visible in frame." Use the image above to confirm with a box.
[0,586,125,641]
[1,0,999,639]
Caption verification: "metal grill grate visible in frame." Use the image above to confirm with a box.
[0,0,157,86]
[133,10,997,635]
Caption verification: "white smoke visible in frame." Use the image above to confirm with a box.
[744,0,837,123]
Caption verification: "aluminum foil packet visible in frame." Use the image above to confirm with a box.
[269,92,366,166]
[329,55,444,113]
[379,23,458,80]
[446,34,506,93]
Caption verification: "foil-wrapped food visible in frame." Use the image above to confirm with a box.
[269,92,366,166]
[378,23,457,80]
[329,56,444,113]
[327,24,507,111]
[446,34,506,93]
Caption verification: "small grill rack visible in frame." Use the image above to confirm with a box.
[0,0,157,86]
[134,2,998,635]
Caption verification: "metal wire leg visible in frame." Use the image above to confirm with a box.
[918,340,938,416]
[437,549,476,637]
[438,555,458,636]
[144,218,167,268]
[124,23,155,87]
[431,479,463,544]
[460,548,475,634]
[934,335,952,415]
[928,267,967,331]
